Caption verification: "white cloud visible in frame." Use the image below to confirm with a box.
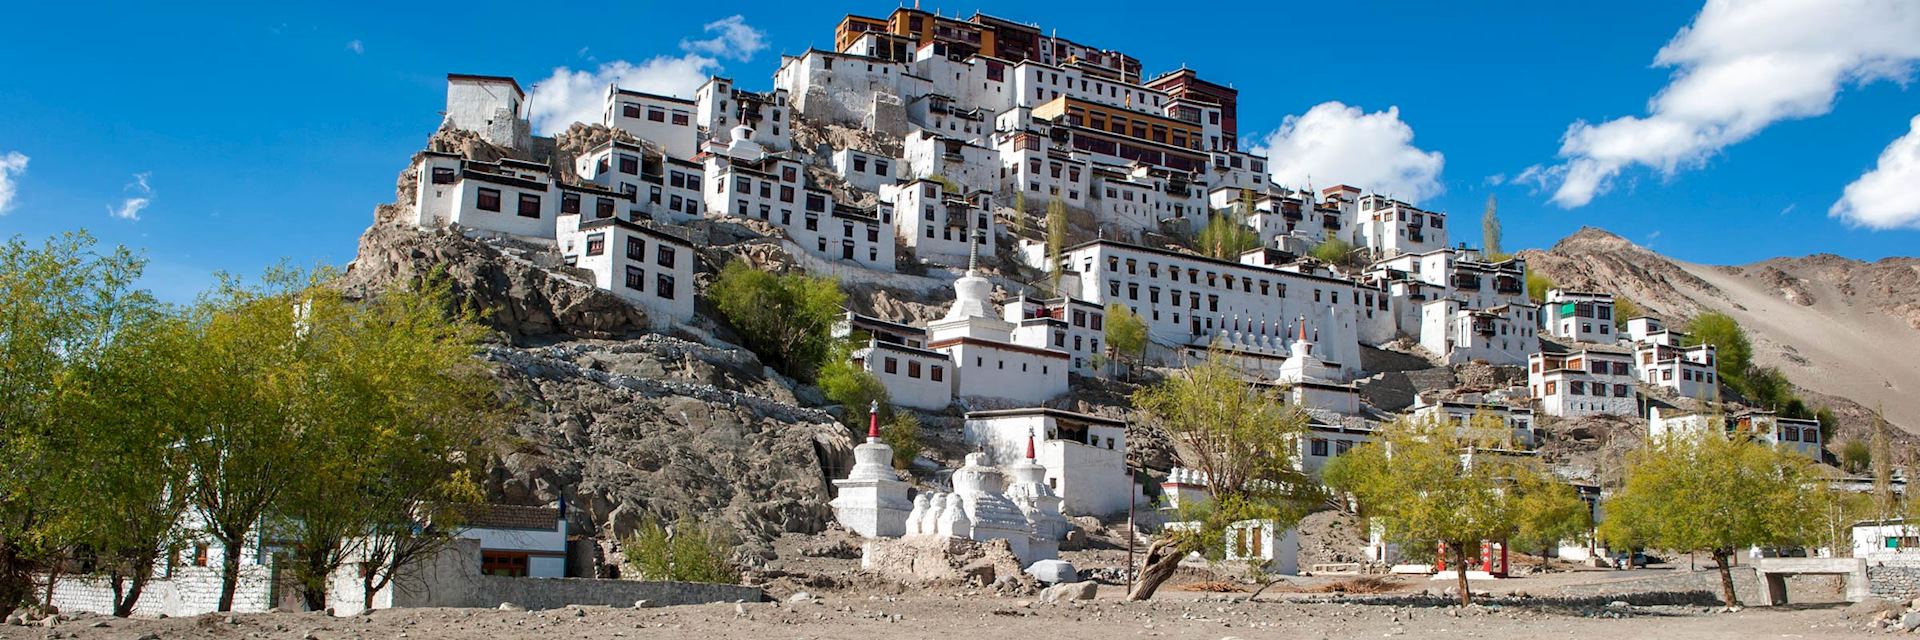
[1540,0,1920,208]
[1830,114,1920,229]
[1250,102,1445,203]
[680,16,766,62]
[109,172,152,221]
[0,151,27,214]
[527,15,767,135]
[346,39,363,54]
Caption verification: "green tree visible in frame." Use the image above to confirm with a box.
[1841,439,1872,475]
[1683,312,1752,390]
[1601,430,1825,607]
[1046,197,1067,292]
[1481,195,1504,260]
[1126,351,1317,600]
[624,517,736,583]
[885,413,922,469]
[709,261,846,380]
[0,233,189,617]
[1309,237,1356,267]
[275,272,503,611]
[1198,213,1260,260]
[1526,271,1556,304]
[816,340,894,434]
[1612,298,1642,331]
[1324,415,1582,605]
[1103,303,1148,380]
[1011,191,1028,237]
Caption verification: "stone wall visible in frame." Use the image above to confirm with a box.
[50,564,278,617]
[1867,555,1920,600]
[466,576,764,609]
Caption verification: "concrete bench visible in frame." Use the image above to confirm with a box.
[1753,557,1870,605]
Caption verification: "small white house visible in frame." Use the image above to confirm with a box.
[1542,289,1619,344]
[604,86,699,160]
[413,153,561,240]
[831,148,902,193]
[556,215,697,325]
[1528,345,1638,417]
[1411,398,1536,448]
[963,407,1139,517]
[1649,408,1823,459]
[444,74,530,151]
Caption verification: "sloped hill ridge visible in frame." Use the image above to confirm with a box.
[1523,227,1920,435]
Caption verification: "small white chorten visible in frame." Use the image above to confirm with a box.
[952,452,1038,562]
[830,401,911,538]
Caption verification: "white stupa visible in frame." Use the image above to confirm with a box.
[951,452,1039,562]
[1002,431,1070,561]
[1276,316,1343,384]
[724,124,764,161]
[830,401,911,538]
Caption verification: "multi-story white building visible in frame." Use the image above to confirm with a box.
[572,139,706,222]
[1625,317,1720,400]
[1543,289,1619,344]
[555,215,696,325]
[603,86,699,160]
[926,264,1071,405]
[774,49,925,128]
[1648,408,1822,459]
[1368,248,1529,338]
[412,152,563,239]
[1410,398,1537,448]
[444,74,530,152]
[695,77,791,152]
[1349,195,1446,258]
[963,408,1138,517]
[702,134,894,270]
[1298,421,1374,478]
[836,312,953,410]
[1005,295,1108,377]
[994,114,1093,210]
[880,178,997,267]
[1528,345,1638,417]
[831,148,902,193]
[903,130,997,195]
[1038,239,1395,378]
[1419,299,1538,366]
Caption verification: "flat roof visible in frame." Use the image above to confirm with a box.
[966,407,1126,427]
[447,73,524,95]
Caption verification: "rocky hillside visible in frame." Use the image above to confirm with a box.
[1521,228,1920,437]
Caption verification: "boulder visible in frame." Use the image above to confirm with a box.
[1041,581,1099,603]
[1025,559,1079,584]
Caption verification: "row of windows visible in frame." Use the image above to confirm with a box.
[1541,380,1632,398]
[583,233,678,268]
[1308,438,1355,457]
[881,356,944,381]
[621,266,677,300]
[617,102,691,126]
[474,188,543,219]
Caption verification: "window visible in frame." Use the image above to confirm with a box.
[481,552,530,577]
[618,155,639,175]
[431,167,456,184]
[884,357,898,374]
[561,192,580,214]
[671,112,689,126]
[476,188,501,212]
[1310,438,1328,457]
[624,265,645,290]
[646,108,665,123]
[585,233,605,256]
[626,237,645,260]
[517,193,541,218]
[595,197,615,218]
[1614,384,1630,398]
[656,274,676,299]
[908,361,921,378]
[930,365,943,382]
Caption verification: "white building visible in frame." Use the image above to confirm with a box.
[1349,195,1447,258]
[1528,345,1638,417]
[696,77,791,153]
[1419,299,1538,366]
[1410,399,1536,449]
[444,74,530,151]
[994,123,1092,210]
[881,178,998,268]
[572,139,705,221]
[1626,317,1720,401]
[831,148,902,193]
[963,408,1139,517]
[555,215,697,325]
[925,255,1070,405]
[603,86,699,160]
[835,312,954,411]
[702,133,895,271]
[1366,248,1529,335]
[1298,421,1374,478]
[1649,407,1823,459]
[1005,295,1108,377]
[774,49,926,129]
[412,152,562,240]
[903,130,998,195]
[1543,289,1619,344]
[1040,239,1392,378]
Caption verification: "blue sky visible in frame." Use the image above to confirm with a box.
[2,1,1916,302]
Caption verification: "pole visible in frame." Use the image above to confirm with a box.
[1127,466,1137,594]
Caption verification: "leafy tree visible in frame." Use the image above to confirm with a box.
[816,339,894,434]
[1841,439,1873,475]
[1601,430,1824,607]
[1481,195,1504,260]
[1011,191,1028,237]
[1046,197,1067,292]
[709,261,846,380]
[1612,298,1642,331]
[1816,406,1839,442]
[275,272,503,611]
[1103,303,1147,380]
[0,232,174,617]
[623,517,736,583]
[1526,271,1556,304]
[1309,237,1356,267]
[885,413,922,469]
[1873,418,1896,524]
[1197,213,1260,260]
[1325,415,1583,605]
[1126,351,1317,600]
[1683,312,1752,388]
[1509,474,1592,568]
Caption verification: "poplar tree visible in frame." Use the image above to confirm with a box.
[1046,197,1067,292]
[1103,303,1147,381]
[1481,194,1503,259]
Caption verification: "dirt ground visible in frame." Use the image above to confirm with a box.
[5,563,1882,640]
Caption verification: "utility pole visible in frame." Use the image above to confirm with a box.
[1126,464,1137,593]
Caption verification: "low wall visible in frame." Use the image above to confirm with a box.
[1865,554,1920,600]
[468,576,763,609]
[50,564,277,617]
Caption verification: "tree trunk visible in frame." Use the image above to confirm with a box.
[112,563,152,617]
[0,540,29,619]
[1125,537,1187,601]
[1712,551,1739,608]
[361,563,380,611]
[217,539,242,612]
[300,550,328,612]
[1453,543,1474,606]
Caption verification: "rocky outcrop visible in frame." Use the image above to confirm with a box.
[1517,227,1721,320]
[340,221,651,343]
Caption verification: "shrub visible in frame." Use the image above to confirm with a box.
[1309,237,1355,266]
[1683,312,1753,384]
[1841,439,1872,475]
[885,413,922,469]
[709,261,846,380]
[1612,298,1642,331]
[623,517,737,583]
[815,340,892,433]
[1525,271,1556,304]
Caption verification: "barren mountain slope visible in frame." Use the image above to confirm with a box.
[1522,228,1920,433]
